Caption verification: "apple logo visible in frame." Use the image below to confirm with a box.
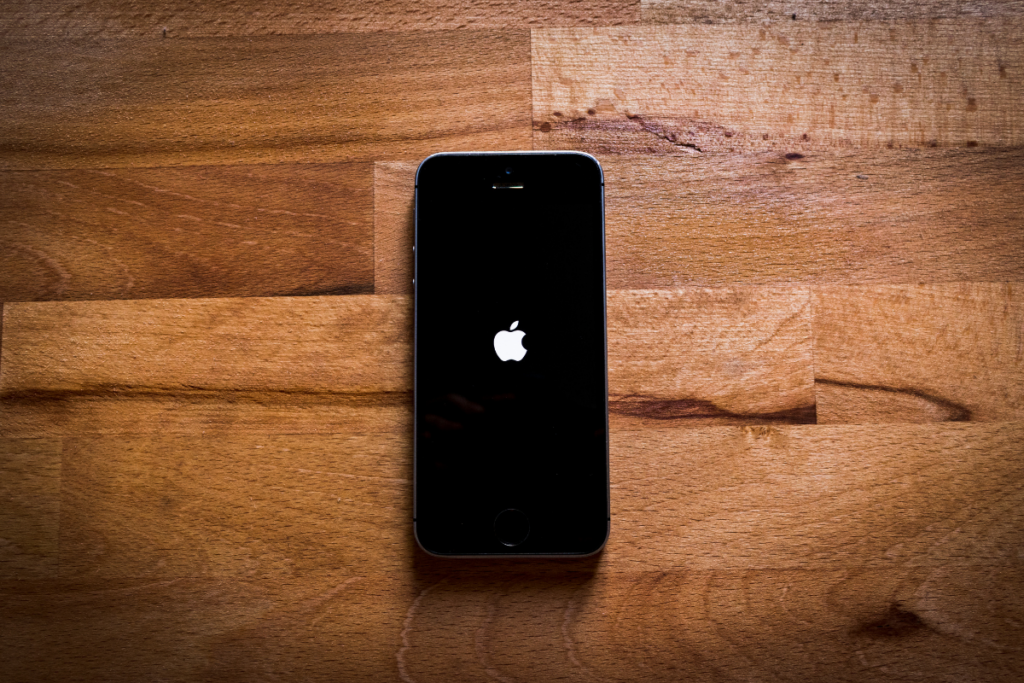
[493,321,527,362]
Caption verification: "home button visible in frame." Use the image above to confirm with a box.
[494,508,530,547]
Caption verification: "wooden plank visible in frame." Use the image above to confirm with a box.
[0,31,531,170]
[0,0,639,38]
[608,288,813,426]
[3,564,1022,681]
[53,423,1024,579]
[5,422,1021,678]
[60,433,410,578]
[0,289,813,437]
[374,150,1024,292]
[0,296,412,395]
[373,162,416,296]
[605,149,1024,288]
[0,438,61,578]
[0,392,412,439]
[643,0,1024,24]
[611,422,1024,570]
[814,283,1024,423]
[0,164,373,302]
[532,20,1024,153]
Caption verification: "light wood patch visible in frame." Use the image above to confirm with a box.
[642,0,1024,24]
[608,288,813,425]
[533,20,1024,152]
[814,283,1024,423]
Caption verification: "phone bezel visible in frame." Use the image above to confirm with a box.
[413,151,609,558]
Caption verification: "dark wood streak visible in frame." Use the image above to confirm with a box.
[624,113,704,151]
[815,378,972,421]
[852,603,930,640]
[279,283,375,296]
[0,387,413,407]
[539,115,753,154]
[610,394,817,424]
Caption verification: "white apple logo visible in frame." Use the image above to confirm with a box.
[493,321,527,361]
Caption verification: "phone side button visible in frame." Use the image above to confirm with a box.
[494,508,530,547]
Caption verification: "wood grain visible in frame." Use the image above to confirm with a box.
[0,296,411,395]
[0,290,813,437]
[373,162,416,296]
[0,0,639,38]
[1,566,1021,681]
[608,288,813,426]
[375,150,1024,292]
[643,0,1024,24]
[2,567,1021,683]
[533,20,1024,153]
[610,422,1024,571]
[60,433,409,578]
[605,149,1024,287]
[0,438,61,578]
[814,283,1024,424]
[0,163,373,302]
[2,1,1021,677]
[0,31,531,170]
[52,422,1024,579]
[3,423,1020,679]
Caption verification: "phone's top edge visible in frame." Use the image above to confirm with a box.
[414,151,603,187]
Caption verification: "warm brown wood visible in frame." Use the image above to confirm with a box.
[60,432,410,577]
[0,0,639,38]
[0,31,532,170]
[0,390,412,439]
[374,162,416,295]
[605,149,1024,287]
[2,423,1021,679]
[3,566,1023,681]
[374,149,1024,292]
[0,438,61,579]
[51,422,1024,577]
[0,296,412,396]
[612,421,1024,570]
[0,290,813,438]
[608,288,813,425]
[3,4,1022,678]
[813,282,1024,423]
[643,0,1024,24]
[0,164,373,302]
[533,20,1024,153]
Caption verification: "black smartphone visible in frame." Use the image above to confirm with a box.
[414,151,609,557]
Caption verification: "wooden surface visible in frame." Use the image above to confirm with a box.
[2,2,1023,681]
[0,163,374,300]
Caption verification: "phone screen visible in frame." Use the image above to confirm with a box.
[414,152,609,556]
